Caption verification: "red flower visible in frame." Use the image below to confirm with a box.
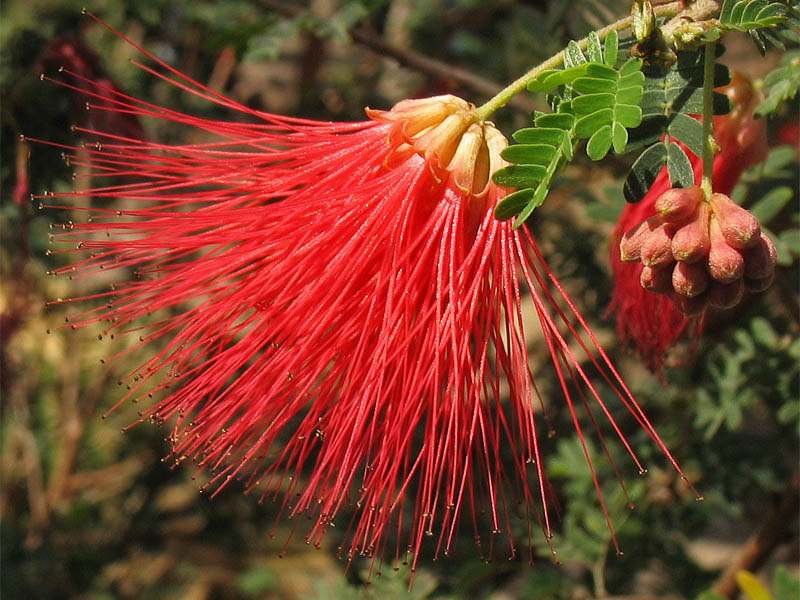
[38,16,693,570]
[608,74,768,372]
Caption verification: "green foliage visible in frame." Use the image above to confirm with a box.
[733,145,800,266]
[539,438,646,565]
[624,48,732,202]
[712,0,797,53]
[694,316,799,440]
[312,564,438,600]
[236,565,278,596]
[495,31,647,227]
[755,49,800,117]
[718,0,788,32]
[773,564,800,600]
[245,2,370,61]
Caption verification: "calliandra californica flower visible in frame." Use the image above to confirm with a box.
[36,15,695,571]
[608,73,769,372]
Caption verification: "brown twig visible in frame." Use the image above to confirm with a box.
[711,470,800,598]
[256,0,535,114]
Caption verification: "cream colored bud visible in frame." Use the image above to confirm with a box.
[641,222,676,268]
[640,265,673,294]
[708,216,744,283]
[620,216,661,262]
[655,186,702,224]
[743,233,777,280]
[672,202,710,263]
[707,279,745,310]
[710,193,761,250]
[672,261,709,298]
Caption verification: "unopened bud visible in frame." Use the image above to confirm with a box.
[631,0,656,41]
[745,272,775,293]
[743,233,777,280]
[708,216,744,283]
[641,223,675,268]
[674,293,707,317]
[672,261,709,297]
[640,265,673,294]
[655,186,702,224]
[707,279,745,310]
[710,193,760,249]
[672,202,710,263]
[620,216,660,262]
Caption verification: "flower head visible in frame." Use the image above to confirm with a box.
[608,73,769,371]
[39,16,693,570]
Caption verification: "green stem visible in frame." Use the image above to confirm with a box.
[700,40,716,200]
[474,1,684,121]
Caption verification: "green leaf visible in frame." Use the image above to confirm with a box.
[493,164,548,187]
[586,31,603,63]
[720,0,736,23]
[667,142,695,188]
[573,77,617,94]
[627,115,669,150]
[494,188,535,221]
[572,93,616,113]
[761,145,799,175]
[773,564,800,600]
[750,186,793,223]
[501,144,559,165]
[641,52,732,117]
[528,64,590,92]
[668,112,704,157]
[604,29,619,66]
[619,70,646,89]
[754,51,800,117]
[612,121,629,154]
[615,103,643,128]
[513,185,550,228]
[587,125,613,160]
[624,142,668,203]
[512,127,568,146]
[236,566,277,596]
[585,62,618,80]
[751,317,779,349]
[575,108,613,138]
[779,229,800,255]
[720,0,788,29]
[565,40,587,67]
[696,593,727,600]
[616,85,644,106]
[619,57,643,78]
[534,113,576,129]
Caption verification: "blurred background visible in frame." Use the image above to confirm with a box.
[1,1,798,598]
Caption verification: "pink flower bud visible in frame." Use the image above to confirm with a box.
[620,216,661,262]
[708,216,744,283]
[707,279,745,310]
[655,186,703,223]
[743,233,778,280]
[641,223,676,268]
[674,294,707,317]
[672,261,709,297]
[640,265,673,294]
[671,203,710,263]
[745,272,775,293]
[710,192,760,249]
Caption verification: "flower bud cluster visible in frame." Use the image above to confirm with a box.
[620,186,776,315]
